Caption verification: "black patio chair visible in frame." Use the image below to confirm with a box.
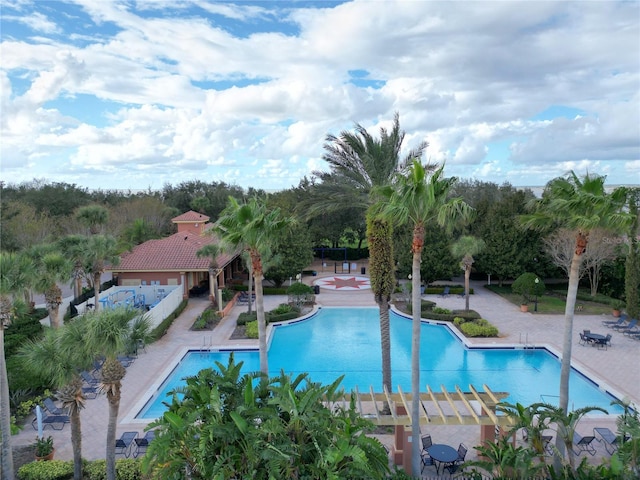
[573,432,597,456]
[115,431,138,458]
[420,434,435,472]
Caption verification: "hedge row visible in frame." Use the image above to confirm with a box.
[453,317,499,337]
[236,309,301,326]
[149,299,188,340]
[230,286,289,295]
[18,458,143,480]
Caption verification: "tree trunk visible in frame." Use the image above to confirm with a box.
[70,406,83,480]
[93,272,101,312]
[378,297,391,413]
[252,252,268,375]
[106,388,120,480]
[464,266,471,311]
[1,327,15,480]
[410,250,422,476]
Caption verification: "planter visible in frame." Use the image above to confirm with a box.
[520,304,529,313]
[36,449,54,461]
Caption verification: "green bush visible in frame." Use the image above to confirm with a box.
[236,312,257,326]
[221,288,235,302]
[271,303,295,315]
[18,460,74,480]
[286,282,314,295]
[459,322,499,337]
[512,273,545,304]
[245,320,259,338]
[267,311,300,323]
[432,307,451,314]
[84,459,143,480]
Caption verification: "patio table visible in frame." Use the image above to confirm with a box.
[427,444,458,474]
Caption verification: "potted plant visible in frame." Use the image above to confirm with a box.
[612,300,624,317]
[35,435,54,461]
[512,273,546,313]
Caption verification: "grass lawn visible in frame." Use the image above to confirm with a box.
[486,285,612,315]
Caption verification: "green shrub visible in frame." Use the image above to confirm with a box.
[221,288,235,302]
[245,320,259,338]
[286,282,314,295]
[459,322,498,337]
[432,307,451,314]
[271,303,295,315]
[193,316,208,329]
[511,273,545,304]
[18,460,74,480]
[237,312,257,326]
[84,459,143,480]
[268,311,300,323]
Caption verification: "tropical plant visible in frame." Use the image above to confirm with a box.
[214,196,292,374]
[520,172,631,424]
[1,252,34,480]
[314,113,427,414]
[34,435,54,458]
[196,242,224,307]
[379,159,474,474]
[624,190,640,319]
[28,245,73,328]
[84,307,151,480]
[76,204,109,235]
[18,318,96,479]
[82,235,120,312]
[56,235,89,300]
[141,355,390,479]
[465,436,544,479]
[451,235,485,311]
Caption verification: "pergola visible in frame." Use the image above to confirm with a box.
[329,384,514,475]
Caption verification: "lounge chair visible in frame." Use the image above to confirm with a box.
[32,409,70,431]
[438,286,450,297]
[594,427,620,455]
[133,430,156,458]
[43,398,66,415]
[82,385,99,399]
[622,319,640,336]
[612,318,637,332]
[80,370,100,385]
[115,431,138,458]
[573,432,597,456]
[458,290,467,298]
[602,315,627,328]
[420,434,435,472]
[118,355,135,367]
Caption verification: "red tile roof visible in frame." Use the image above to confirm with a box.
[114,231,234,272]
[171,211,210,223]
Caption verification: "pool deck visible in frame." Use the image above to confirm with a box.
[14,266,639,476]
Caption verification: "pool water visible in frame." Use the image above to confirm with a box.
[137,307,622,419]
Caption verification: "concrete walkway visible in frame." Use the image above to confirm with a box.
[13,268,638,475]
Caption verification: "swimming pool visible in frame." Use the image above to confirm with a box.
[136,307,623,419]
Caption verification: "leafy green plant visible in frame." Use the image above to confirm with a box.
[245,320,259,338]
[512,273,546,305]
[432,307,451,314]
[84,459,143,480]
[35,435,54,457]
[459,322,499,337]
[17,460,74,480]
[271,303,295,315]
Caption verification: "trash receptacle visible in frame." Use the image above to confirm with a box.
[361,267,366,275]
[314,285,320,294]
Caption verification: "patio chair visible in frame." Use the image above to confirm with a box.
[458,290,467,298]
[573,432,597,456]
[82,385,99,399]
[579,332,592,346]
[43,398,66,415]
[612,318,637,332]
[80,370,100,385]
[622,319,640,337]
[115,431,138,458]
[118,355,135,367]
[133,430,155,458]
[602,315,627,328]
[594,334,612,350]
[445,443,467,474]
[438,286,450,297]
[32,409,70,431]
[594,427,620,455]
[420,434,435,472]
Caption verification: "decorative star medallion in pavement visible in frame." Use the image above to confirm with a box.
[319,276,371,290]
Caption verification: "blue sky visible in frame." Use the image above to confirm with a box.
[1,0,638,192]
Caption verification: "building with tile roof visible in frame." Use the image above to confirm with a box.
[110,211,245,301]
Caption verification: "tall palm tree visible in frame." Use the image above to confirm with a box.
[214,196,291,374]
[311,113,427,404]
[520,172,630,414]
[18,320,94,480]
[83,235,120,312]
[380,160,473,474]
[520,172,630,468]
[29,244,73,328]
[57,235,89,300]
[450,236,485,311]
[0,252,33,480]
[85,307,151,480]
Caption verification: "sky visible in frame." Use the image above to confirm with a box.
[1,0,639,193]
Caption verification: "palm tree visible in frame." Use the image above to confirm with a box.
[214,196,291,374]
[83,235,120,312]
[29,244,73,328]
[0,252,34,480]
[84,307,151,480]
[450,235,485,311]
[380,160,473,474]
[520,172,630,416]
[57,235,89,300]
[312,113,427,405]
[76,204,109,235]
[18,320,94,480]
